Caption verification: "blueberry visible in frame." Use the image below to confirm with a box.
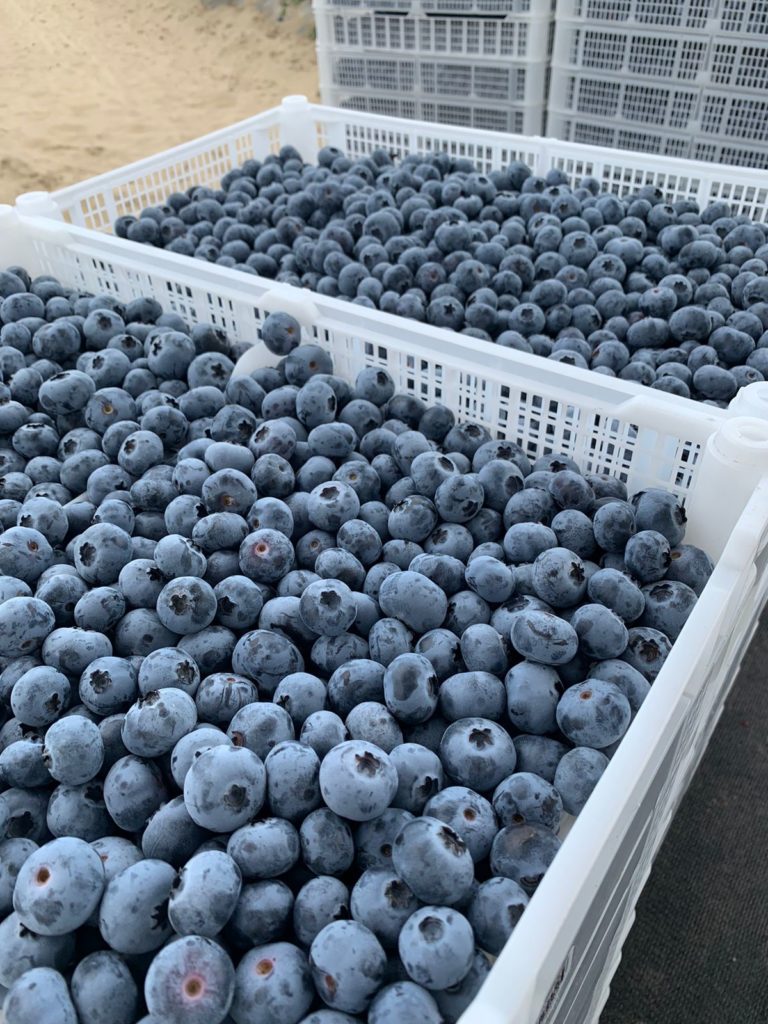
[184,744,266,832]
[309,920,386,1013]
[392,815,474,905]
[122,687,197,756]
[293,875,351,947]
[492,771,562,831]
[398,905,474,990]
[0,911,75,987]
[4,967,78,1024]
[368,981,443,1024]
[13,836,105,935]
[228,818,299,879]
[532,546,587,607]
[98,857,175,953]
[464,555,515,603]
[138,646,200,696]
[554,746,610,815]
[71,951,139,1024]
[511,609,579,665]
[227,702,295,759]
[556,679,632,747]
[468,876,529,955]
[587,567,645,622]
[622,625,672,680]
[319,740,398,822]
[440,716,517,793]
[570,602,629,658]
[490,823,562,894]
[168,850,242,936]
[103,754,167,831]
[423,786,498,862]
[380,652,438,724]
[11,665,71,727]
[439,669,505,722]
[42,715,104,784]
[145,935,236,1024]
[231,942,313,1024]
[227,878,294,949]
[263,312,302,355]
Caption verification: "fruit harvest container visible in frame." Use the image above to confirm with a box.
[313,0,552,135]
[20,96,768,233]
[5,199,768,1023]
[547,0,768,167]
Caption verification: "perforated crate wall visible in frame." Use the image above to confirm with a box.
[331,53,542,104]
[335,92,536,133]
[328,9,548,58]
[547,0,768,166]
[315,0,551,134]
[555,0,718,29]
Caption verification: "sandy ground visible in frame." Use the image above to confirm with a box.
[0,0,319,204]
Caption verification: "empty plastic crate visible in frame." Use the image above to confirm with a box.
[314,0,552,135]
[4,198,768,1023]
[548,0,768,167]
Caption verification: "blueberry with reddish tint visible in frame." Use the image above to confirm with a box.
[239,528,295,582]
[145,935,236,1024]
[231,942,313,1024]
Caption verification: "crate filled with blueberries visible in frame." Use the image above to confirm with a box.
[112,142,768,408]
[0,258,715,1024]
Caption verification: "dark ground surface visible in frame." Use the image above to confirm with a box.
[601,612,768,1024]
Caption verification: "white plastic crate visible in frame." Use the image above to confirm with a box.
[547,0,768,166]
[23,96,768,232]
[4,201,768,1023]
[314,0,552,135]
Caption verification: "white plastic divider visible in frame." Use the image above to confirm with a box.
[4,201,768,1022]
[30,96,768,228]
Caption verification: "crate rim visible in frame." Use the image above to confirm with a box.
[41,96,768,215]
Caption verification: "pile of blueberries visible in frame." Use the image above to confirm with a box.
[0,264,713,1024]
[115,144,768,407]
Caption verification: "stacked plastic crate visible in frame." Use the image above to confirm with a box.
[547,0,768,168]
[313,0,553,135]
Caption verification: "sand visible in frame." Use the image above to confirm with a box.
[0,0,319,204]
